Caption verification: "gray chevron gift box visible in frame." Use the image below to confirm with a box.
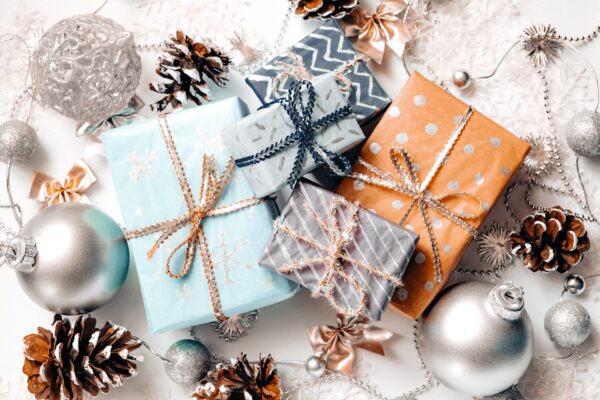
[246,20,391,125]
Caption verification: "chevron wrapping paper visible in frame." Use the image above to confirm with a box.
[246,20,391,125]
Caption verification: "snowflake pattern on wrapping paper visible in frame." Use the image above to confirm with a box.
[212,229,251,286]
[126,149,158,183]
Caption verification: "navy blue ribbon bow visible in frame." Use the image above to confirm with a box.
[234,80,354,189]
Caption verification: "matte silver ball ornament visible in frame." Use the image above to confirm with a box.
[544,300,591,347]
[0,120,38,163]
[566,110,600,157]
[16,203,129,314]
[418,281,534,397]
[564,273,586,296]
[164,339,210,385]
[481,387,523,400]
[305,355,326,378]
[452,70,472,89]
[31,14,142,123]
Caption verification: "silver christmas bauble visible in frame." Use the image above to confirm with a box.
[481,387,523,400]
[16,203,129,314]
[164,339,210,385]
[305,355,326,378]
[564,273,586,296]
[566,110,600,157]
[0,120,38,163]
[452,70,472,89]
[31,14,141,123]
[544,300,591,347]
[418,281,534,397]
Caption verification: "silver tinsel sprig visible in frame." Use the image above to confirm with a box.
[522,24,564,67]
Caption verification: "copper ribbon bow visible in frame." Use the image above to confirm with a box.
[28,160,97,208]
[342,0,413,64]
[307,313,393,375]
[348,107,482,282]
[125,114,264,321]
[274,196,401,316]
[272,49,366,96]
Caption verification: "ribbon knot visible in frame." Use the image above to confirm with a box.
[348,107,482,282]
[307,313,393,375]
[28,160,97,208]
[274,195,402,317]
[234,80,354,189]
[126,114,264,321]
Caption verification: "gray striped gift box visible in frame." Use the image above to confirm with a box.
[246,20,391,125]
[259,181,418,321]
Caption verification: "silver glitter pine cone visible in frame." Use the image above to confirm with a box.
[544,300,592,347]
[566,110,600,157]
[0,120,38,163]
[164,339,210,385]
[418,281,534,397]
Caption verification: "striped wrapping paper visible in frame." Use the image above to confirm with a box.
[259,181,418,320]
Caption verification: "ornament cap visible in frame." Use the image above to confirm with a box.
[489,281,524,320]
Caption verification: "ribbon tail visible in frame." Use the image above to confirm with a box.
[288,143,308,189]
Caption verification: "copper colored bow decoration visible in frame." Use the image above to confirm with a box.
[28,160,97,208]
[274,196,402,316]
[342,0,413,64]
[307,313,393,375]
[272,49,366,96]
[125,114,264,322]
[348,107,482,282]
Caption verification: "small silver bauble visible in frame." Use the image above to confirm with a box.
[164,339,210,385]
[452,70,472,89]
[0,120,38,163]
[31,14,142,123]
[418,281,534,397]
[481,387,523,400]
[305,355,326,378]
[17,203,129,314]
[564,273,586,296]
[544,300,592,347]
[566,110,600,157]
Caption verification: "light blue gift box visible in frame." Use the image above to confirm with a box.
[102,97,298,334]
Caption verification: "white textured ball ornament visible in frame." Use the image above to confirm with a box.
[16,203,129,314]
[418,281,534,397]
[31,14,142,123]
[0,120,38,163]
[164,339,211,385]
[566,110,600,157]
[305,355,326,378]
[544,300,592,347]
[452,70,472,89]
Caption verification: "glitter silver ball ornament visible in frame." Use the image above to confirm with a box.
[481,387,524,400]
[31,14,142,123]
[16,203,129,314]
[452,70,472,89]
[418,281,534,397]
[164,339,210,385]
[544,300,592,347]
[566,110,600,157]
[564,273,586,296]
[305,355,326,378]
[0,120,38,163]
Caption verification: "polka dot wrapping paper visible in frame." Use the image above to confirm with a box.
[336,73,531,319]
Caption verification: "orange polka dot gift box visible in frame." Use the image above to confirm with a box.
[336,73,531,319]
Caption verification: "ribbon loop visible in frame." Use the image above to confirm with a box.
[234,79,354,189]
[28,160,97,208]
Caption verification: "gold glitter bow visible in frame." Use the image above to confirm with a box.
[28,160,97,208]
[307,313,393,375]
[348,107,482,282]
[273,195,402,316]
[125,114,264,321]
[342,0,413,64]
[272,49,366,96]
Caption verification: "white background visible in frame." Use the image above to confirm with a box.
[2,0,600,399]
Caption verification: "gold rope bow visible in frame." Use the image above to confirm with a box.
[342,0,413,64]
[272,49,366,96]
[125,114,264,321]
[274,196,401,316]
[28,160,97,208]
[348,107,482,282]
[307,313,393,375]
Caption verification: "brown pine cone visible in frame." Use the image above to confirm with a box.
[23,314,141,400]
[293,0,358,20]
[192,353,281,400]
[511,206,590,273]
[150,31,230,111]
